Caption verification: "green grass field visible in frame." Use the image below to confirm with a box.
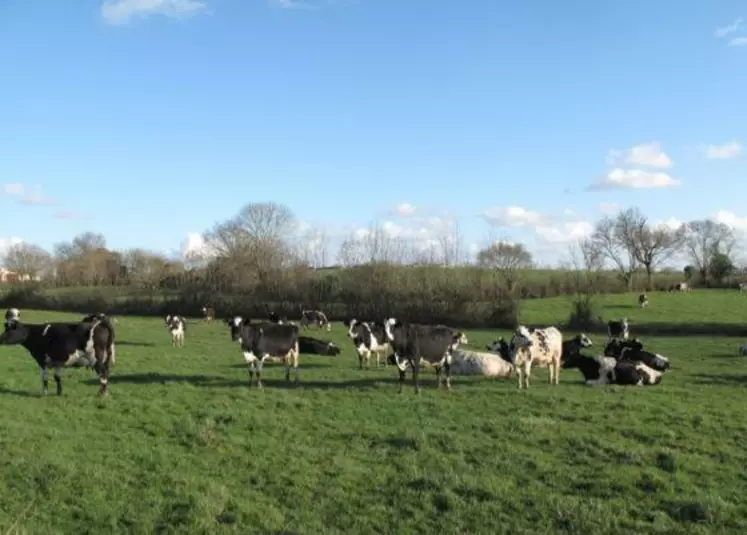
[1,290,747,534]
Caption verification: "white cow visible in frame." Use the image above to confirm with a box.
[449,348,514,378]
[509,325,563,389]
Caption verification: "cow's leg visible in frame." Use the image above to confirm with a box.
[292,342,300,382]
[244,351,257,386]
[54,364,63,395]
[554,359,561,385]
[256,357,265,389]
[97,349,110,397]
[444,362,452,391]
[40,365,48,396]
[435,366,442,389]
[413,361,421,394]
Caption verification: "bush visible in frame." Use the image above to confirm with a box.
[567,295,598,332]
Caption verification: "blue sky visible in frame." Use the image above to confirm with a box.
[1,0,745,266]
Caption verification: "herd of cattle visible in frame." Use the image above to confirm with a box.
[0,302,676,397]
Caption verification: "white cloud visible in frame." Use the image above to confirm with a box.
[2,183,55,206]
[393,202,416,217]
[652,217,684,231]
[607,142,673,169]
[598,202,619,214]
[534,221,594,244]
[101,0,208,25]
[714,210,747,231]
[701,141,742,159]
[562,208,575,216]
[715,18,743,38]
[180,232,213,260]
[588,168,681,191]
[730,37,747,46]
[482,206,543,227]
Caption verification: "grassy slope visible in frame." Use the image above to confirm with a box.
[0,291,746,534]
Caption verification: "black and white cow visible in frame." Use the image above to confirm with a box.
[300,309,331,332]
[638,293,648,308]
[562,353,662,386]
[561,333,593,363]
[603,338,670,372]
[164,315,186,347]
[202,305,215,323]
[668,282,690,292]
[383,317,464,393]
[224,316,300,388]
[298,336,341,356]
[0,311,116,396]
[345,318,391,369]
[599,316,629,341]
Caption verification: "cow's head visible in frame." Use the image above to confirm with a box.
[0,319,29,345]
[452,332,468,347]
[487,337,512,363]
[346,318,363,339]
[224,316,244,342]
[575,333,593,348]
[383,317,399,342]
[4,308,19,323]
[327,342,341,356]
[511,325,533,348]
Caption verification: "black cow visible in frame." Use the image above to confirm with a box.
[383,317,463,393]
[344,318,391,369]
[300,309,331,332]
[224,316,300,388]
[298,336,340,356]
[604,338,670,372]
[486,337,512,364]
[562,353,662,386]
[561,333,593,363]
[0,311,116,396]
[638,293,649,308]
[598,316,629,341]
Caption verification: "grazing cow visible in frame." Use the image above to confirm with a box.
[562,353,662,386]
[164,315,186,347]
[298,335,341,356]
[450,346,514,378]
[345,318,391,369]
[638,293,648,308]
[603,338,670,372]
[0,311,116,396]
[561,333,593,363]
[509,325,564,389]
[383,317,464,393]
[599,316,629,341]
[300,309,331,332]
[740,283,747,293]
[202,305,215,322]
[224,316,300,388]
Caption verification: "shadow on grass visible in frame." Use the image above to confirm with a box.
[690,373,747,386]
[116,341,155,347]
[565,322,747,338]
[226,363,332,370]
[83,372,487,391]
[0,386,40,398]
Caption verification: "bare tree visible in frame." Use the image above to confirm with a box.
[476,241,533,292]
[565,239,604,296]
[297,226,329,268]
[122,248,170,289]
[683,219,737,282]
[435,218,465,267]
[2,243,52,280]
[589,216,638,290]
[614,208,685,289]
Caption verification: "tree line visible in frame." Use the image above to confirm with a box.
[1,202,743,327]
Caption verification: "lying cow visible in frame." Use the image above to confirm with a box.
[561,333,593,363]
[562,353,662,386]
[0,311,116,396]
[450,346,513,378]
[300,309,331,332]
[383,317,464,393]
[164,315,186,347]
[298,335,340,356]
[225,316,300,388]
[599,316,629,341]
[603,338,670,372]
[509,325,563,389]
[345,318,391,369]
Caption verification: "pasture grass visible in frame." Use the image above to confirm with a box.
[1,290,747,534]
